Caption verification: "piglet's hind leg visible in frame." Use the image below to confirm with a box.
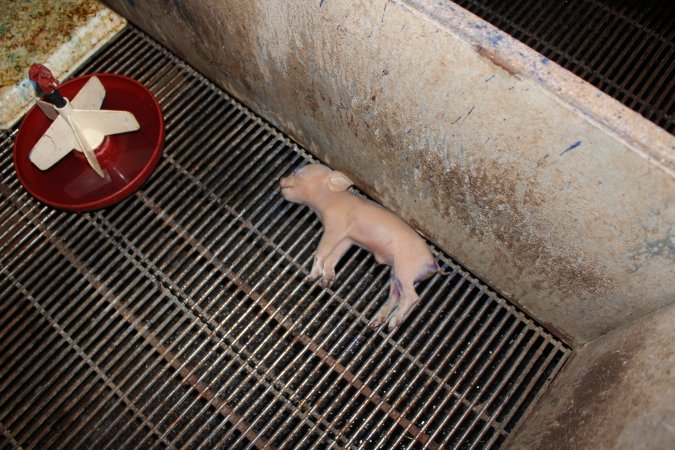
[372,274,401,327]
[387,261,430,330]
[388,287,419,330]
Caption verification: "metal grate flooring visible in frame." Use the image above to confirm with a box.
[453,0,675,133]
[0,27,570,449]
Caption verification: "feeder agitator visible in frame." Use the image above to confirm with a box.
[28,64,140,178]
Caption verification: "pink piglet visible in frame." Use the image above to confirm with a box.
[279,163,440,330]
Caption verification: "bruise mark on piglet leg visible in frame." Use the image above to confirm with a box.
[389,261,440,329]
[417,261,442,282]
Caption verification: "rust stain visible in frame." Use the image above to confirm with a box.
[414,151,612,300]
[540,322,574,346]
[476,45,519,77]
[408,218,435,242]
[533,336,643,450]
[128,0,267,101]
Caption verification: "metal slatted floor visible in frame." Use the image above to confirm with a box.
[0,27,570,449]
[453,0,674,133]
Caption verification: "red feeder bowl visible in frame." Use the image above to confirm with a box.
[13,73,164,212]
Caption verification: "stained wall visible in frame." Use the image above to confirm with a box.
[101,0,675,344]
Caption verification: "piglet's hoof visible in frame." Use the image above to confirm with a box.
[320,268,336,288]
[304,272,333,290]
[308,266,322,281]
[388,308,406,331]
[372,304,395,328]
[304,273,319,285]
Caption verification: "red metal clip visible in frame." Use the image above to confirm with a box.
[29,64,59,94]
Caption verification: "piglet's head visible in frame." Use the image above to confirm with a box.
[279,164,353,206]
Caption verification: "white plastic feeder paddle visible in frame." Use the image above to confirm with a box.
[28,64,140,178]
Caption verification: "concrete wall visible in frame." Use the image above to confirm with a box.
[506,302,675,450]
[101,0,675,345]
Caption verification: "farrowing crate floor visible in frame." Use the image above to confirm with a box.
[0,26,570,450]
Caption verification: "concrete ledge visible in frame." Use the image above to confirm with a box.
[0,1,126,129]
[506,302,675,449]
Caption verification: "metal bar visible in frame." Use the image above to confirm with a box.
[0,422,23,450]
[480,348,559,449]
[80,181,336,448]
[442,329,539,447]
[341,284,485,449]
[0,267,172,449]
[251,256,400,449]
[586,0,672,45]
[401,307,514,449]
[466,337,551,448]
[303,278,470,447]
[119,194,323,447]
[0,220,89,409]
[212,258,409,449]
[423,318,523,446]
[113,297,273,450]
[386,296,507,448]
[631,44,672,104]
[0,199,174,448]
[500,347,569,436]
[72,208,278,446]
[345,286,487,448]
[121,149,354,446]
[0,201,165,440]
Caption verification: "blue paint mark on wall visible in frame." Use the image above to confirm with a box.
[488,33,504,46]
[560,141,582,156]
[320,0,325,7]
[541,56,550,65]
[629,230,675,272]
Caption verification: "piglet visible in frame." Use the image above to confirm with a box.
[279,163,439,330]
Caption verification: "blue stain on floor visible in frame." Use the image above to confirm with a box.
[560,141,582,156]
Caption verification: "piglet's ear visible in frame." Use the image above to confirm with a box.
[327,171,354,192]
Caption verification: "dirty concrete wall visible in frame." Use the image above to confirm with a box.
[506,302,675,449]
[101,0,675,345]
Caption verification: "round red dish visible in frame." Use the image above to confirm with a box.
[13,73,164,212]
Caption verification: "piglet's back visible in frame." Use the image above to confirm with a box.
[344,195,431,262]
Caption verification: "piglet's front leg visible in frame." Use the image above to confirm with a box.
[319,239,353,287]
[308,230,350,288]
